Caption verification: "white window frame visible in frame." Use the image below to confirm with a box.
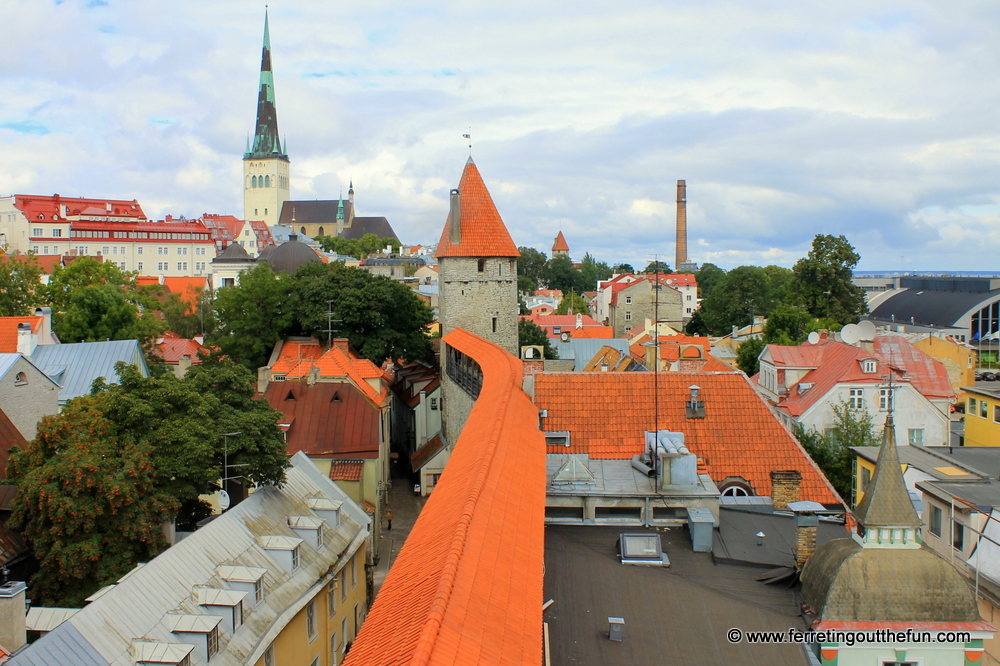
[292,545,300,571]
[307,599,317,640]
[848,388,864,409]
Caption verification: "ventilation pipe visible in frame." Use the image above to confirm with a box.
[631,455,655,478]
[449,189,461,245]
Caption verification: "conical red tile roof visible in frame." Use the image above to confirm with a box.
[552,230,569,252]
[435,159,520,258]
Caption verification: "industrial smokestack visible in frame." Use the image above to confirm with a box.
[675,180,687,270]
[449,189,461,245]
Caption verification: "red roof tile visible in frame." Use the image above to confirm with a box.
[155,334,208,364]
[534,372,842,505]
[329,459,365,482]
[552,231,569,252]
[270,340,388,405]
[0,317,41,354]
[162,277,208,314]
[873,333,954,400]
[434,160,520,258]
[345,328,545,666]
[262,382,380,459]
[13,194,147,222]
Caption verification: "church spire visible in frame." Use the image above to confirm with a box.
[245,10,288,161]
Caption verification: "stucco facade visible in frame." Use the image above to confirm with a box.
[244,158,290,226]
[607,279,683,337]
[0,355,60,441]
[964,387,1000,447]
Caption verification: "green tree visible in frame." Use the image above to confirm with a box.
[642,260,672,274]
[0,254,43,316]
[43,256,144,313]
[697,265,772,333]
[555,292,591,317]
[543,254,585,294]
[612,263,635,274]
[316,233,401,260]
[579,253,612,292]
[208,263,294,370]
[763,265,794,304]
[736,337,765,375]
[795,401,877,501]
[789,234,868,325]
[694,262,726,298]
[517,274,538,295]
[54,283,165,350]
[7,396,177,607]
[763,304,813,345]
[517,246,548,287]
[289,262,433,365]
[518,319,558,359]
[685,310,711,336]
[162,287,216,340]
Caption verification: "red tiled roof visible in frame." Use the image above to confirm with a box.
[656,273,697,288]
[329,459,365,482]
[629,333,710,361]
[434,160,520,258]
[270,340,388,405]
[13,194,146,222]
[135,276,161,288]
[520,314,603,328]
[410,433,447,472]
[0,317,41,353]
[162,277,208,314]
[873,333,954,400]
[262,382,380,459]
[552,231,569,252]
[155,334,207,365]
[570,326,614,339]
[534,289,563,299]
[0,408,26,479]
[345,328,545,666]
[534,372,842,505]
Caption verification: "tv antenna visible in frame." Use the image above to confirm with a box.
[325,300,343,350]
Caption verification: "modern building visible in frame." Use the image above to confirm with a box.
[964,386,1000,447]
[243,12,290,227]
[7,453,371,666]
[436,159,520,444]
[867,276,1000,343]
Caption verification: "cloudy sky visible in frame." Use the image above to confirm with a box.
[3,0,1000,270]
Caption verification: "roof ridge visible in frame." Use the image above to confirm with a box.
[410,332,516,665]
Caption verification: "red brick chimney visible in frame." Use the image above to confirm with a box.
[675,180,687,270]
[332,338,350,355]
[770,470,802,510]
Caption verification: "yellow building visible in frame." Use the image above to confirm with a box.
[965,386,1000,446]
[912,334,976,398]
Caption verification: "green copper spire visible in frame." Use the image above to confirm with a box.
[337,195,345,220]
[245,10,288,162]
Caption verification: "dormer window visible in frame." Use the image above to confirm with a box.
[862,359,876,373]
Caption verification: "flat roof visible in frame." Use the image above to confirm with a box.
[544,525,811,665]
[546,455,716,497]
[853,445,1000,482]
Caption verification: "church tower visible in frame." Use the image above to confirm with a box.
[243,11,290,226]
[436,158,520,442]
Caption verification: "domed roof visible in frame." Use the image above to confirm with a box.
[256,244,276,262]
[213,242,254,264]
[801,538,980,622]
[267,234,320,274]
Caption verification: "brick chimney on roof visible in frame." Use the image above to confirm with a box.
[332,338,350,355]
[771,470,802,510]
[675,180,687,270]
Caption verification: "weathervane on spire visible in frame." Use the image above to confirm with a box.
[463,129,472,157]
[880,372,896,421]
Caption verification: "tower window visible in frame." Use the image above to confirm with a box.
[492,317,497,333]
[318,227,324,236]
[252,175,257,188]
[477,259,485,272]
[264,175,270,187]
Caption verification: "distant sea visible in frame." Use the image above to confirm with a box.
[853,271,1000,278]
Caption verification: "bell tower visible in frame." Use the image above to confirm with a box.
[243,11,290,226]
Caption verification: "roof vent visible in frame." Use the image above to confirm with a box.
[686,385,705,419]
[332,391,342,403]
[798,382,813,395]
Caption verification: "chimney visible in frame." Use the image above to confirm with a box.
[770,470,802,510]
[576,313,583,329]
[0,581,27,652]
[675,180,687,270]
[16,323,35,357]
[332,338,350,355]
[790,502,819,569]
[685,384,705,419]
[449,189,461,245]
[33,307,53,345]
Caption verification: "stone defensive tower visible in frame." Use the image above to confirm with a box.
[436,158,520,442]
[243,11,290,226]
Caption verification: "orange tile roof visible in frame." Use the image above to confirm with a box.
[629,333,710,361]
[0,317,41,353]
[552,230,569,252]
[873,333,954,400]
[345,328,545,666]
[534,372,842,505]
[329,459,365,482]
[270,340,387,405]
[434,160,520,258]
[162,277,208,314]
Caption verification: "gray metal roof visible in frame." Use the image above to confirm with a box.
[9,453,369,666]
[30,341,148,403]
[869,285,1000,329]
[553,338,631,371]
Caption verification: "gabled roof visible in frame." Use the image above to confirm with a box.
[162,277,208,313]
[262,382,380,459]
[410,434,447,472]
[534,372,841,505]
[873,333,954,400]
[31,340,148,403]
[345,329,545,665]
[0,317,41,353]
[552,231,569,252]
[629,333,710,362]
[269,340,387,405]
[155,335,207,365]
[434,160,520,259]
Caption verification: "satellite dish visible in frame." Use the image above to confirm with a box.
[858,320,877,341]
[807,331,820,345]
[218,489,231,511]
[841,323,861,345]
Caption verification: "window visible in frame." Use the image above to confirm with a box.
[879,388,893,411]
[177,247,188,255]
[492,317,497,333]
[330,630,339,664]
[351,556,357,589]
[849,388,864,409]
[196,246,206,255]
[250,240,255,247]
[953,521,965,551]
[862,359,876,373]
[310,657,320,666]
[52,229,62,237]
[625,311,632,321]
[908,429,924,445]
[292,545,300,571]
[112,246,118,255]
[625,296,632,304]
[177,262,188,271]
[101,246,108,254]
[929,505,942,537]
[157,262,167,271]
[196,261,206,271]
[158,246,168,255]
[32,227,42,236]
[687,295,692,301]
[264,644,274,666]
[477,259,485,272]
[119,262,126,270]
[307,599,317,639]
[137,246,143,255]
[234,600,243,628]
[207,626,219,660]
[328,580,337,615]
[317,526,325,548]
[32,246,38,254]
[120,246,126,254]
[861,466,871,493]
[430,397,439,410]
[982,400,989,419]
[240,240,245,247]
[14,372,27,386]
[995,405,1000,423]
[255,579,264,604]
[342,616,349,644]
[340,570,347,603]
[970,397,977,414]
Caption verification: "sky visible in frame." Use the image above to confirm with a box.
[3,0,1000,271]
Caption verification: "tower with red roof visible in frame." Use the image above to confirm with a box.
[243,11,290,227]
[552,230,570,258]
[436,159,520,440]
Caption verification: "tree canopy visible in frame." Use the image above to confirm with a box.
[736,337,765,375]
[795,400,877,501]
[694,263,726,298]
[696,265,774,334]
[208,263,294,370]
[543,254,585,294]
[642,260,672,274]
[0,254,43,316]
[518,319,558,359]
[579,253,612,292]
[315,233,401,259]
[555,292,591,316]
[788,234,867,325]
[517,246,547,288]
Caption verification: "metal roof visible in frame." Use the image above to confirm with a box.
[30,340,148,403]
[9,453,369,666]
[554,338,630,370]
[25,608,79,633]
[869,286,1000,328]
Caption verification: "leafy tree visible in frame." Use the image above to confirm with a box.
[96,362,290,524]
[555,292,591,317]
[685,309,711,336]
[7,396,177,607]
[43,256,144,314]
[642,260,672,275]
[162,287,216,340]
[789,234,868,325]
[316,233,400,259]
[694,262,726,298]
[579,253,612,292]
[697,265,773,333]
[795,401,878,501]
[543,254,585,294]
[518,319,558,359]
[208,263,294,370]
[736,337,765,375]
[0,254,43,316]
[517,246,548,286]
[289,262,433,365]
[54,283,165,350]
[763,304,813,345]
[763,265,794,305]
[517,274,537,295]
[612,263,635,274]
